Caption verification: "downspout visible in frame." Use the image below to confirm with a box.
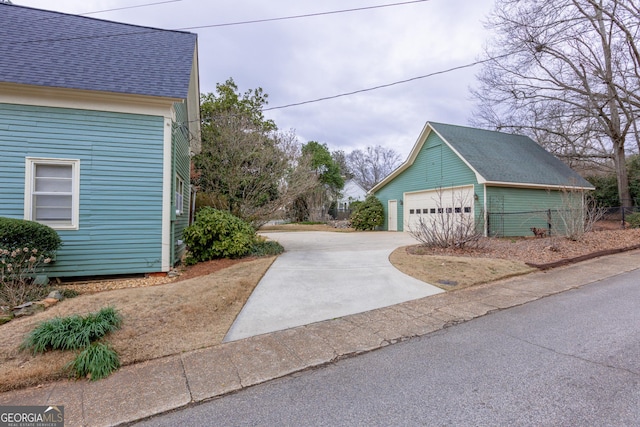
[483,183,488,237]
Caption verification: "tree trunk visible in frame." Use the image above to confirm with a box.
[613,142,632,208]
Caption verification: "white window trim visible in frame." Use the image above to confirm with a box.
[24,157,80,230]
[175,176,185,216]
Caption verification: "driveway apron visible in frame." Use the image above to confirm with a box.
[224,231,443,342]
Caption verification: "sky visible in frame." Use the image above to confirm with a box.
[15,0,496,159]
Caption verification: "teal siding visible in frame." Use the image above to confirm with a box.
[486,186,569,237]
[0,103,165,277]
[375,130,478,231]
[171,102,191,264]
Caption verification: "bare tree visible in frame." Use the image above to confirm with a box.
[195,112,317,226]
[472,0,640,207]
[407,189,483,249]
[347,145,402,191]
[551,188,608,241]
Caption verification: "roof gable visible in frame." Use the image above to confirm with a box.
[372,122,594,193]
[0,4,197,100]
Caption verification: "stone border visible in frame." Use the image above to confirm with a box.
[526,243,640,270]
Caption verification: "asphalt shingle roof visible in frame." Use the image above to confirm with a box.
[0,4,196,99]
[429,122,593,188]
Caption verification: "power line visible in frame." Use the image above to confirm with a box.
[8,0,433,44]
[78,0,182,16]
[177,0,432,30]
[263,55,513,111]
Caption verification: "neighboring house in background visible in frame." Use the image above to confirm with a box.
[0,4,200,277]
[371,122,594,236]
[336,179,367,217]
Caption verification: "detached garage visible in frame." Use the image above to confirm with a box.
[371,122,594,236]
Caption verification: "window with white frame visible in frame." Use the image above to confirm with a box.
[25,158,80,230]
[175,176,184,215]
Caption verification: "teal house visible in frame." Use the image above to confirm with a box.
[371,122,594,236]
[0,4,200,277]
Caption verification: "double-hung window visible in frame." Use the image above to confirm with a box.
[25,158,80,230]
[175,176,184,215]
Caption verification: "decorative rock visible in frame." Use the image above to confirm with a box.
[12,303,45,318]
[13,301,34,310]
[167,270,181,278]
[40,298,59,308]
[48,290,64,300]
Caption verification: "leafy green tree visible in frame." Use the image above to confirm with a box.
[302,141,345,190]
[297,141,344,221]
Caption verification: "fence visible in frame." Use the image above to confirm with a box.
[487,205,640,237]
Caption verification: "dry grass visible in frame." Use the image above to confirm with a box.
[390,247,536,291]
[392,228,640,290]
[0,257,274,392]
[1,226,638,392]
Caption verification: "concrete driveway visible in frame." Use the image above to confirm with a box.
[224,231,443,342]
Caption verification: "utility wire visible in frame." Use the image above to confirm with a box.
[78,0,182,16]
[263,54,513,111]
[177,0,432,30]
[9,0,432,44]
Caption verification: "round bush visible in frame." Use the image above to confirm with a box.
[0,217,61,254]
[350,195,384,231]
[183,208,258,262]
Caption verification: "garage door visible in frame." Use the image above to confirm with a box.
[404,186,474,232]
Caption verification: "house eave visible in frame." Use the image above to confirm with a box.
[0,82,182,116]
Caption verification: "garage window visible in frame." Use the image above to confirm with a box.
[409,209,415,214]
[430,208,436,214]
[464,207,471,213]
[415,209,421,214]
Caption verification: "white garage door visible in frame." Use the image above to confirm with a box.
[404,186,474,232]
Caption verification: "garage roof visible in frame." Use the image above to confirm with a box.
[372,122,594,192]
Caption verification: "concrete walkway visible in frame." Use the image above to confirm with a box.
[224,232,443,341]
[1,250,638,427]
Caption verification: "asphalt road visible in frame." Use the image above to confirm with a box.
[135,269,640,426]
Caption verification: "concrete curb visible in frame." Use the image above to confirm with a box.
[1,250,638,426]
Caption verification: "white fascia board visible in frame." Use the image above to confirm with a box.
[484,181,596,191]
[0,82,178,117]
[370,122,488,193]
[370,122,433,193]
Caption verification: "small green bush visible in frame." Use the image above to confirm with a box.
[627,212,640,228]
[183,208,258,262]
[350,195,384,231]
[250,240,284,257]
[22,307,122,354]
[60,288,80,299]
[0,217,62,255]
[0,218,62,307]
[67,342,120,381]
